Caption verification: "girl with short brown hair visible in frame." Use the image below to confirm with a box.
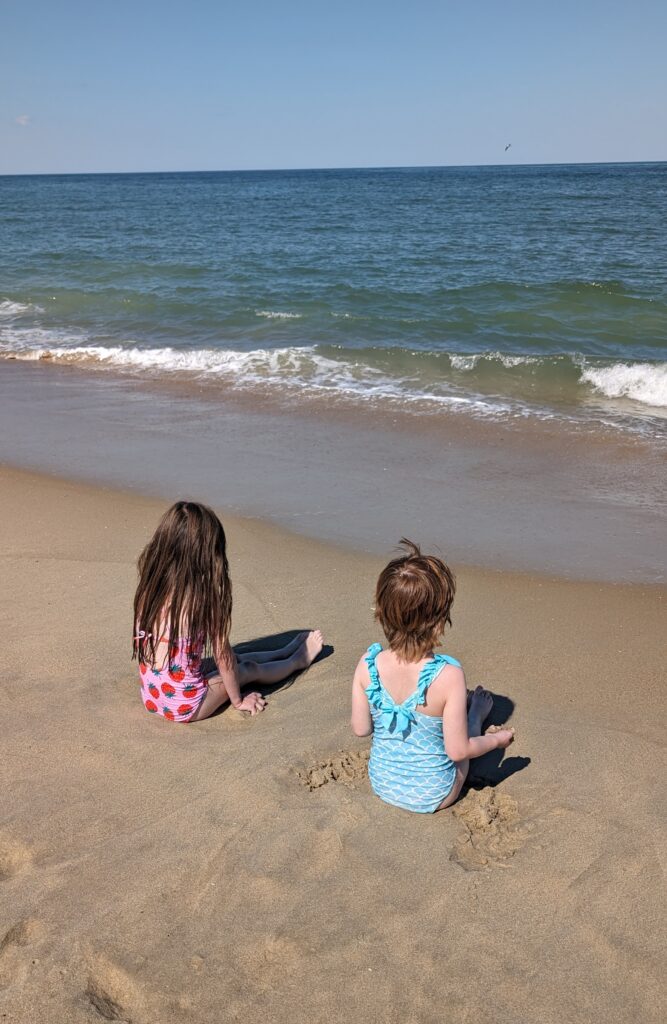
[351,540,513,812]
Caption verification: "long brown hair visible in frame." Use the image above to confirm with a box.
[375,538,456,662]
[132,501,232,668]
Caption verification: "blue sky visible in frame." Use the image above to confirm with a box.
[2,0,666,173]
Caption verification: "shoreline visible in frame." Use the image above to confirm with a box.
[1,360,664,585]
[5,345,666,443]
[2,461,665,597]
[1,463,664,1023]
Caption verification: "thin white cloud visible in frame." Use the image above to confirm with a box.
[15,114,30,126]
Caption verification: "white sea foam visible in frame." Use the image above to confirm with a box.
[450,352,541,371]
[1,333,664,432]
[255,310,302,320]
[0,339,518,419]
[498,354,541,368]
[0,341,313,377]
[580,362,667,408]
[0,300,44,317]
[450,354,480,370]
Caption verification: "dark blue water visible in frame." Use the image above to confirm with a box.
[1,164,666,435]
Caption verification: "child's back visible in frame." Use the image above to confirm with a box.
[138,632,206,721]
[363,643,461,812]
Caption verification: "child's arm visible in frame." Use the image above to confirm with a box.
[442,665,512,761]
[213,640,264,714]
[351,658,373,737]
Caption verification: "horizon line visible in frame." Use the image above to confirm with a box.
[1,158,666,179]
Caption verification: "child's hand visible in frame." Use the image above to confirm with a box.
[487,725,515,748]
[235,692,267,716]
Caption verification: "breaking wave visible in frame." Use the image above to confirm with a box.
[0,300,44,317]
[255,310,302,320]
[580,362,667,408]
[1,334,665,428]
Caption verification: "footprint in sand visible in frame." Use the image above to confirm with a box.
[86,953,150,1023]
[0,918,45,989]
[297,749,369,791]
[450,788,530,871]
[0,833,33,880]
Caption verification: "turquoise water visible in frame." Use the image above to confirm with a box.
[1,164,666,436]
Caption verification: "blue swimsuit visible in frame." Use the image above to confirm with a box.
[364,643,461,814]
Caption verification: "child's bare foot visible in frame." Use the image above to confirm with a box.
[295,629,324,670]
[467,685,494,734]
[278,630,309,657]
[487,724,515,748]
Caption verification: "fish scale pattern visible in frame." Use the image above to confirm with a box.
[365,643,460,814]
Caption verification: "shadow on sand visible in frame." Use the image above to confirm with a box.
[468,691,531,788]
[202,630,334,716]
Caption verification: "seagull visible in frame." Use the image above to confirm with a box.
[505,143,512,152]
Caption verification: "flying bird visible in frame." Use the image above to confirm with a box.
[505,143,512,152]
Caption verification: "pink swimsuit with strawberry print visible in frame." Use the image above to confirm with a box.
[137,632,208,723]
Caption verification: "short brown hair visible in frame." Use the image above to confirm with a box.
[375,539,456,661]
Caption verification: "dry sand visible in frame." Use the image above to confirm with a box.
[0,464,665,1024]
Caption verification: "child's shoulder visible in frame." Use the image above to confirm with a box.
[353,644,379,682]
[434,650,463,672]
[356,642,381,661]
[430,654,465,690]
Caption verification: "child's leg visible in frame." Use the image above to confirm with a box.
[188,676,231,722]
[190,631,323,723]
[437,686,493,810]
[238,630,323,687]
[236,631,308,666]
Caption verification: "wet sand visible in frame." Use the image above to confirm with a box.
[0,464,665,1024]
[0,360,665,583]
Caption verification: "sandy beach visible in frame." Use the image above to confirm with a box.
[1,462,664,1024]
[3,7,667,1022]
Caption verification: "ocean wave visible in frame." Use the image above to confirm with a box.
[437,351,666,409]
[1,334,665,424]
[0,300,44,317]
[255,310,302,320]
[0,342,313,377]
[449,352,542,371]
[0,340,519,418]
[580,362,667,408]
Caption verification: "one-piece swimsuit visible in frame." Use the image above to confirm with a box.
[364,643,461,813]
[137,632,207,722]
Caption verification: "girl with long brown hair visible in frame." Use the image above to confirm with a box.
[133,501,323,722]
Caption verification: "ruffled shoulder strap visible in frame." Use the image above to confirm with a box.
[363,644,408,734]
[363,643,384,705]
[365,641,383,661]
[362,645,415,737]
[415,653,461,704]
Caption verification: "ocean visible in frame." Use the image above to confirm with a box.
[1,164,665,582]
[1,163,666,439]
